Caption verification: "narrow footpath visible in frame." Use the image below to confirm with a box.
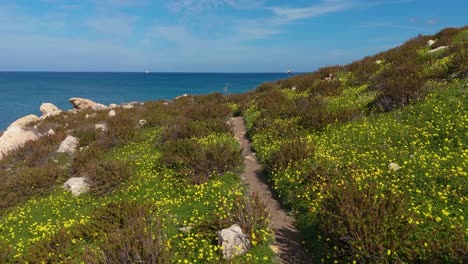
[228,117,312,264]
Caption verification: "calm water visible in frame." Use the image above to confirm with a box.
[0,72,289,131]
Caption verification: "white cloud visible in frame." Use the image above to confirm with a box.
[269,1,355,22]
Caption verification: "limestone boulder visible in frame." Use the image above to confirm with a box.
[40,103,61,116]
[69,97,107,110]
[57,135,79,155]
[0,115,40,159]
[63,177,89,196]
[217,224,251,259]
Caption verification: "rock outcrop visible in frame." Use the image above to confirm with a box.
[63,177,89,196]
[217,224,251,259]
[57,135,79,155]
[108,110,116,117]
[0,115,40,159]
[40,103,61,116]
[69,97,107,110]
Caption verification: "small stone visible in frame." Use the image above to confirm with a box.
[63,177,89,196]
[108,110,116,117]
[218,224,251,259]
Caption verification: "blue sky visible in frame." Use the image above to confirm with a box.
[0,0,466,72]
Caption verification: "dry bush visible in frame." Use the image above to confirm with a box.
[82,201,170,264]
[0,163,66,213]
[265,138,315,175]
[83,160,132,196]
[22,201,171,264]
[160,138,242,184]
[318,179,413,262]
[370,62,426,111]
[159,118,229,143]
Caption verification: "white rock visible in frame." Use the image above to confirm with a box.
[427,39,436,47]
[69,97,107,110]
[122,104,134,109]
[57,135,79,155]
[40,103,61,116]
[175,94,188,100]
[108,110,116,117]
[0,115,41,160]
[217,224,251,259]
[375,60,384,65]
[47,129,55,136]
[428,46,448,53]
[63,177,89,196]
[109,103,118,109]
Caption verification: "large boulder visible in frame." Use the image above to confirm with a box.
[69,97,107,110]
[0,115,40,159]
[63,177,89,196]
[57,135,79,155]
[217,224,251,259]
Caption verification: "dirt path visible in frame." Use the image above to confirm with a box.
[228,117,312,264]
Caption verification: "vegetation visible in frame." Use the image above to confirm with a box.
[243,27,468,263]
[0,26,467,263]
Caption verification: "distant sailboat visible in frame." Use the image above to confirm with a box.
[145,70,150,74]
[287,69,293,74]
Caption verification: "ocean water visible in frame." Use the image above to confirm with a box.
[0,72,290,131]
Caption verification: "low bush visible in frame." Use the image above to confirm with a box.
[160,137,242,184]
[159,118,229,143]
[318,179,413,262]
[0,163,66,213]
[265,138,314,175]
[22,201,171,263]
[84,160,132,196]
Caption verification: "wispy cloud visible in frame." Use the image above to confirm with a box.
[269,1,355,22]
[166,0,264,12]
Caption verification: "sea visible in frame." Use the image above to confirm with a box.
[0,72,291,131]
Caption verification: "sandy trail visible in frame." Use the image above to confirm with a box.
[228,117,312,264]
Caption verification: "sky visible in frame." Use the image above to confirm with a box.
[0,0,466,72]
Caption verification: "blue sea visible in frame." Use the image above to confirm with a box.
[0,72,290,131]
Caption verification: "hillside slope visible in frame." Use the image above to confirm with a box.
[0,26,466,263]
[242,27,467,263]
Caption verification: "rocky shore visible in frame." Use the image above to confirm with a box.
[0,97,143,160]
